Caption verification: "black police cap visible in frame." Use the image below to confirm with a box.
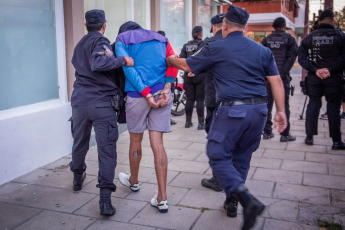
[85,9,106,26]
[210,14,225,32]
[192,26,203,35]
[272,17,286,29]
[225,4,249,25]
[319,9,334,21]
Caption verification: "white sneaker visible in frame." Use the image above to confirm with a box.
[118,172,140,192]
[150,194,168,213]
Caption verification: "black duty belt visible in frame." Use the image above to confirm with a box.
[220,97,267,106]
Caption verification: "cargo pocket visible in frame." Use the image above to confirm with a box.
[68,117,74,136]
[206,131,226,161]
[108,120,118,141]
[228,109,247,118]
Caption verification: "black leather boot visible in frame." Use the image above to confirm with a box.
[185,116,193,128]
[234,184,265,230]
[99,199,116,216]
[201,176,223,192]
[73,172,86,191]
[223,195,238,217]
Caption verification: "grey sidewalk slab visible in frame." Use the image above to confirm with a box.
[0,202,42,230]
[253,168,303,184]
[14,210,95,230]
[303,173,345,190]
[86,220,155,230]
[281,160,328,174]
[130,204,201,230]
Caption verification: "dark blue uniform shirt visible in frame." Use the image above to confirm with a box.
[71,31,126,106]
[186,32,279,102]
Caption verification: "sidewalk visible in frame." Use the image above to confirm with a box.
[1,68,345,230]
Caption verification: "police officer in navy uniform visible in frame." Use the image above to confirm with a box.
[261,17,298,142]
[180,26,206,130]
[298,9,345,149]
[167,5,287,230]
[69,9,134,216]
[201,14,225,192]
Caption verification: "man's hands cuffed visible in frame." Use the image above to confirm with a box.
[146,93,160,109]
[316,68,330,80]
[158,82,172,107]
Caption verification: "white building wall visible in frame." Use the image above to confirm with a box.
[0,0,72,185]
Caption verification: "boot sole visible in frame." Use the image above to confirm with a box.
[100,209,116,216]
[226,210,237,218]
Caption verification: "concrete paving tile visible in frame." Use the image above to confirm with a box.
[177,133,207,143]
[75,197,147,222]
[250,157,282,169]
[23,187,97,213]
[144,140,193,150]
[194,152,209,162]
[163,132,185,141]
[286,142,326,153]
[192,210,264,230]
[331,189,345,208]
[0,183,51,205]
[329,163,345,176]
[247,167,256,180]
[312,136,333,146]
[273,183,330,205]
[259,140,288,150]
[86,220,155,230]
[298,203,342,226]
[246,180,275,198]
[125,183,189,205]
[12,168,55,184]
[263,219,318,230]
[116,143,130,154]
[253,168,303,184]
[166,148,202,161]
[178,188,225,210]
[115,166,179,185]
[303,173,345,190]
[39,157,71,172]
[252,148,265,157]
[15,210,95,230]
[186,142,206,152]
[81,178,131,198]
[130,204,201,230]
[281,160,327,174]
[290,130,308,137]
[266,200,299,222]
[326,145,345,154]
[168,159,210,174]
[263,149,305,160]
[0,202,42,230]
[31,170,95,190]
[306,152,345,164]
[169,172,211,190]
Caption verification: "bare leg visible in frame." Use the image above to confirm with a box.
[149,131,168,202]
[128,132,144,185]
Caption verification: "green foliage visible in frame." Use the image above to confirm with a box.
[334,6,345,31]
[315,217,343,230]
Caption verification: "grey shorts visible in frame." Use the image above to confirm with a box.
[126,92,173,133]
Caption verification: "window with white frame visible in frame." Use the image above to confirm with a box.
[0,0,59,111]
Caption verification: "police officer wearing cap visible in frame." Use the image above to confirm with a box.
[69,9,134,216]
[298,9,345,149]
[261,17,298,142]
[201,14,225,193]
[167,5,287,230]
[180,26,206,130]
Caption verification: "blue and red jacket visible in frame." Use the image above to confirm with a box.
[115,28,177,98]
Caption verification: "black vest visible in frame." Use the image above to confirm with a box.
[309,29,343,68]
[265,33,289,72]
[185,39,204,58]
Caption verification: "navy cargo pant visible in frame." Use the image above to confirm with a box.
[69,102,118,191]
[207,103,267,197]
[306,74,343,142]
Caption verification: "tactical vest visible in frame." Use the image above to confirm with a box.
[265,33,289,72]
[309,29,343,68]
[185,39,204,58]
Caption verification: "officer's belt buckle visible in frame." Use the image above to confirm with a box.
[220,97,267,106]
